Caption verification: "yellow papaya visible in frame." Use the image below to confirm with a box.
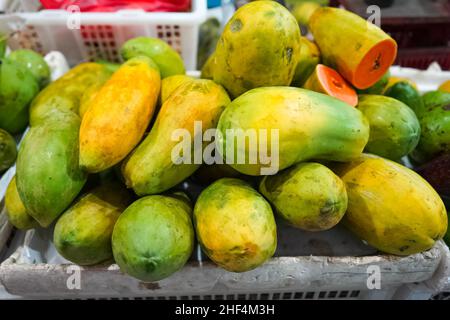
[200,53,215,80]
[334,154,447,255]
[79,82,104,119]
[79,56,161,173]
[160,74,193,105]
[5,176,39,230]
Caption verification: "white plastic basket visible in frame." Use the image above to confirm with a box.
[0,0,207,69]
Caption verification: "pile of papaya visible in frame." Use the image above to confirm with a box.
[3,1,449,283]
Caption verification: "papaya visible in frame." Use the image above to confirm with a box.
[0,128,17,172]
[122,79,230,196]
[439,80,450,93]
[0,59,39,134]
[304,64,358,107]
[213,0,301,98]
[384,76,418,93]
[96,60,121,73]
[309,7,397,89]
[333,154,447,256]
[384,81,425,115]
[357,95,420,160]
[356,70,390,95]
[291,37,320,87]
[16,110,87,227]
[5,176,39,230]
[193,178,276,272]
[54,181,133,266]
[80,57,161,173]
[120,37,185,78]
[259,162,347,232]
[217,87,369,176]
[8,49,50,88]
[79,82,103,119]
[112,194,194,282]
[422,90,450,111]
[160,74,193,105]
[30,63,113,126]
[291,1,321,26]
[197,18,221,70]
[200,53,215,80]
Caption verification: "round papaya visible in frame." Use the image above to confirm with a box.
[8,49,50,88]
[384,81,425,115]
[356,70,390,95]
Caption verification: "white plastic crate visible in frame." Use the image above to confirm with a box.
[0,0,206,69]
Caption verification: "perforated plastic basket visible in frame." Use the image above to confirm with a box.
[0,0,206,68]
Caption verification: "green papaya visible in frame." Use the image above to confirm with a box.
[112,194,194,282]
[217,87,369,176]
[0,128,17,172]
[291,37,320,87]
[54,181,133,265]
[5,176,39,230]
[357,95,420,160]
[120,37,185,78]
[213,1,301,98]
[422,91,450,112]
[16,110,87,227]
[194,178,277,272]
[8,49,50,88]
[384,81,425,115]
[259,162,347,231]
[0,59,39,134]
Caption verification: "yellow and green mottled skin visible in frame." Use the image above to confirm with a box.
[334,154,448,256]
[122,79,230,196]
[260,163,347,232]
[194,178,277,272]
[112,194,194,282]
[160,74,193,104]
[0,128,17,172]
[17,110,87,227]
[213,0,301,98]
[291,37,321,87]
[29,63,113,126]
[200,53,215,80]
[217,87,370,176]
[5,176,39,230]
[54,181,133,266]
[357,95,420,161]
[8,49,50,88]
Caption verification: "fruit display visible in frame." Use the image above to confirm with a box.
[3,1,450,287]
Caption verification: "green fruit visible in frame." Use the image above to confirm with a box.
[0,59,39,133]
[0,34,6,58]
[213,1,301,98]
[217,87,369,176]
[200,53,215,80]
[112,194,194,282]
[291,37,321,87]
[197,18,221,69]
[0,128,17,172]
[194,178,277,272]
[357,95,421,160]
[356,71,390,95]
[422,90,450,112]
[54,181,132,265]
[384,81,425,115]
[16,110,87,227]
[5,176,39,230]
[120,37,185,78]
[259,162,347,231]
[8,49,50,88]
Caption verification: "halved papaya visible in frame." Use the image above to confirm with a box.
[304,64,358,107]
[309,7,397,90]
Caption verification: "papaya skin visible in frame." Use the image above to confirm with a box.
[213,1,301,98]
[29,63,113,126]
[200,53,215,80]
[309,7,397,89]
[54,181,133,266]
[260,163,347,232]
[333,154,447,256]
[112,195,194,282]
[8,49,50,88]
[0,128,17,172]
[5,176,39,230]
[122,79,230,196]
[79,56,161,173]
[79,82,107,119]
[160,74,193,105]
[291,37,321,87]
[193,178,277,272]
[217,87,369,176]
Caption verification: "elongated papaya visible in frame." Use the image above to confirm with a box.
[309,7,397,89]
[160,74,193,104]
[333,154,447,255]
[291,37,321,87]
[304,64,358,107]
[122,79,230,195]
[30,63,113,126]
[217,87,369,176]
[5,176,39,230]
[16,110,87,227]
[79,57,160,173]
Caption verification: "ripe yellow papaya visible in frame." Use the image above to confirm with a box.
[160,74,193,105]
[79,56,161,173]
[334,154,447,255]
[309,7,397,89]
[122,79,230,195]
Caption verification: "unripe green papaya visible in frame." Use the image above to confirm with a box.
[217,87,369,176]
[16,110,87,227]
[8,49,50,88]
[5,176,39,230]
[384,81,425,116]
[112,194,194,282]
[213,1,301,98]
[194,178,277,272]
[260,163,347,231]
[54,181,133,265]
[0,128,17,172]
